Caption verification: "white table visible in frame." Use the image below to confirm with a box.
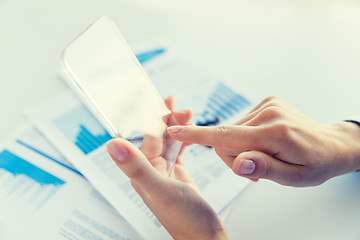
[1,1,360,239]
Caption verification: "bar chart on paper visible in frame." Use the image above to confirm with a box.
[195,82,251,126]
[191,83,252,157]
[52,106,112,155]
[0,150,65,216]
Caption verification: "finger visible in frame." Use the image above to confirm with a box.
[215,148,259,182]
[167,110,193,156]
[172,110,193,125]
[231,151,306,187]
[106,138,165,192]
[236,96,303,126]
[164,95,175,111]
[215,148,243,159]
[165,109,192,127]
[167,125,272,151]
[239,95,289,119]
[148,156,168,175]
[215,148,235,168]
[174,123,195,154]
[241,106,288,127]
[141,134,163,160]
[235,96,287,126]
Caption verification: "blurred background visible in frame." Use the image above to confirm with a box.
[1,0,360,138]
[1,1,360,239]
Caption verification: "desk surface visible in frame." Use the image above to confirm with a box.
[1,0,360,239]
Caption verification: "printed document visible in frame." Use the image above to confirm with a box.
[26,42,254,239]
[0,123,141,240]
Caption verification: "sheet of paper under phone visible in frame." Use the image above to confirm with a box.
[60,16,181,173]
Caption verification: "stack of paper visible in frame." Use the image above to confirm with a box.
[0,41,255,240]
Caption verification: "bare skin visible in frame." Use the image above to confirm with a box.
[106,95,360,239]
[106,96,228,240]
[168,96,360,187]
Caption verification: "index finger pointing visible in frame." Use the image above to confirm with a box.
[167,125,266,150]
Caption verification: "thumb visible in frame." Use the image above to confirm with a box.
[232,151,305,186]
[106,138,165,192]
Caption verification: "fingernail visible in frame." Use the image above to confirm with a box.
[237,159,256,175]
[107,140,129,163]
[176,110,190,114]
[167,125,185,134]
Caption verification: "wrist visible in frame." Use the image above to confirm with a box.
[331,121,360,171]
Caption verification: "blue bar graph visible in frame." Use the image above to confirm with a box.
[135,48,165,64]
[52,106,112,155]
[196,83,251,126]
[16,139,83,177]
[0,150,65,213]
[75,125,112,154]
[0,150,65,186]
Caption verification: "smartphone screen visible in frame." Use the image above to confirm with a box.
[61,17,181,173]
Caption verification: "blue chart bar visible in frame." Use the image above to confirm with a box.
[16,139,84,177]
[135,48,165,64]
[52,106,113,155]
[196,83,251,126]
[75,124,112,155]
[0,150,65,186]
[0,150,65,213]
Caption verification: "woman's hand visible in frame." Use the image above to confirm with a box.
[106,96,228,240]
[168,96,360,187]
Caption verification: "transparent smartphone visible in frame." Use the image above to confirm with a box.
[60,16,181,174]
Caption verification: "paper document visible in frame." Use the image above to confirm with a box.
[25,42,254,239]
[0,123,141,240]
[27,93,171,239]
[135,41,256,127]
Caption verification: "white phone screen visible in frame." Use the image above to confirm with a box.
[61,17,181,173]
